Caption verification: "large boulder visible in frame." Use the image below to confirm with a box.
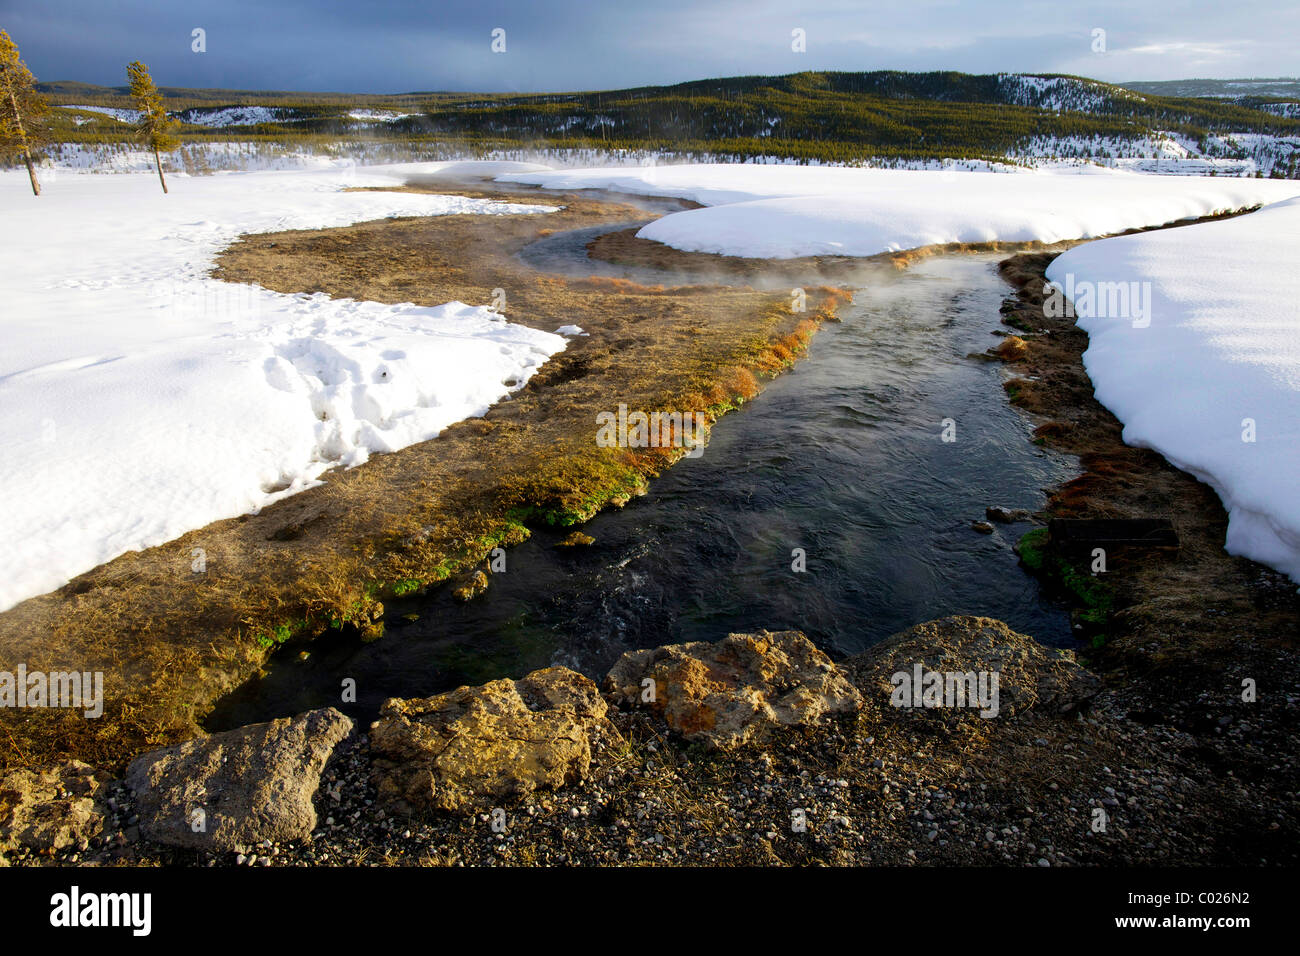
[370,667,616,815]
[847,615,1099,718]
[0,760,107,852]
[125,707,353,850]
[605,630,862,749]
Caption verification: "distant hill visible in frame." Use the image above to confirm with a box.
[1121,78,1300,99]
[33,70,1300,177]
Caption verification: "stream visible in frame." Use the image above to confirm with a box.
[206,215,1078,731]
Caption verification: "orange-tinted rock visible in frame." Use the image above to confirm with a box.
[605,630,861,749]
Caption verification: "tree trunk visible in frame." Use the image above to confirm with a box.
[6,87,38,196]
[22,149,39,196]
[154,148,168,194]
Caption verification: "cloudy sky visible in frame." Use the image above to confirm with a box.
[4,0,1296,93]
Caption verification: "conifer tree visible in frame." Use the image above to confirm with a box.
[0,30,50,196]
[127,60,179,193]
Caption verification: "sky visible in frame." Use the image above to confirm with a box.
[3,0,1297,94]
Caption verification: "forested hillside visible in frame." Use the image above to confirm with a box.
[34,70,1300,176]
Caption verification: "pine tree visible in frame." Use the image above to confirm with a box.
[0,30,50,197]
[127,60,179,193]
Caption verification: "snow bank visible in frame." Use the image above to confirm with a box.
[0,161,560,610]
[1047,198,1300,581]
[499,164,1300,258]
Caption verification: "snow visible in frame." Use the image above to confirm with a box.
[1008,129,1300,178]
[41,142,365,174]
[348,110,418,123]
[997,74,1136,113]
[62,104,141,123]
[500,164,1300,259]
[1046,197,1300,581]
[1257,102,1300,119]
[178,106,282,127]
[0,161,561,611]
[61,104,284,127]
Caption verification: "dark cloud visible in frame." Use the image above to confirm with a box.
[3,0,1295,92]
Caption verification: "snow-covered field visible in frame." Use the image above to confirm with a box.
[0,161,563,611]
[1047,198,1300,582]
[500,164,1300,258]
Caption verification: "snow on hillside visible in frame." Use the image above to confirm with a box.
[1046,198,1300,581]
[500,164,1300,258]
[998,74,1137,113]
[1255,102,1300,119]
[60,104,285,127]
[63,104,141,123]
[1010,131,1292,176]
[348,110,418,122]
[176,105,283,126]
[0,161,560,611]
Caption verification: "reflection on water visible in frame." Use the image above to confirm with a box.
[207,251,1077,731]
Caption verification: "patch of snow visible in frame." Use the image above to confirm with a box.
[0,161,560,610]
[348,110,418,123]
[61,104,141,123]
[998,74,1140,113]
[1047,197,1300,581]
[1255,101,1300,119]
[177,106,282,127]
[500,164,1300,259]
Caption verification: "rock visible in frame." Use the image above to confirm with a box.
[557,531,596,547]
[605,630,862,750]
[847,616,1099,718]
[451,569,489,602]
[986,506,1034,524]
[0,761,108,852]
[370,667,616,815]
[972,520,996,534]
[125,707,353,850]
